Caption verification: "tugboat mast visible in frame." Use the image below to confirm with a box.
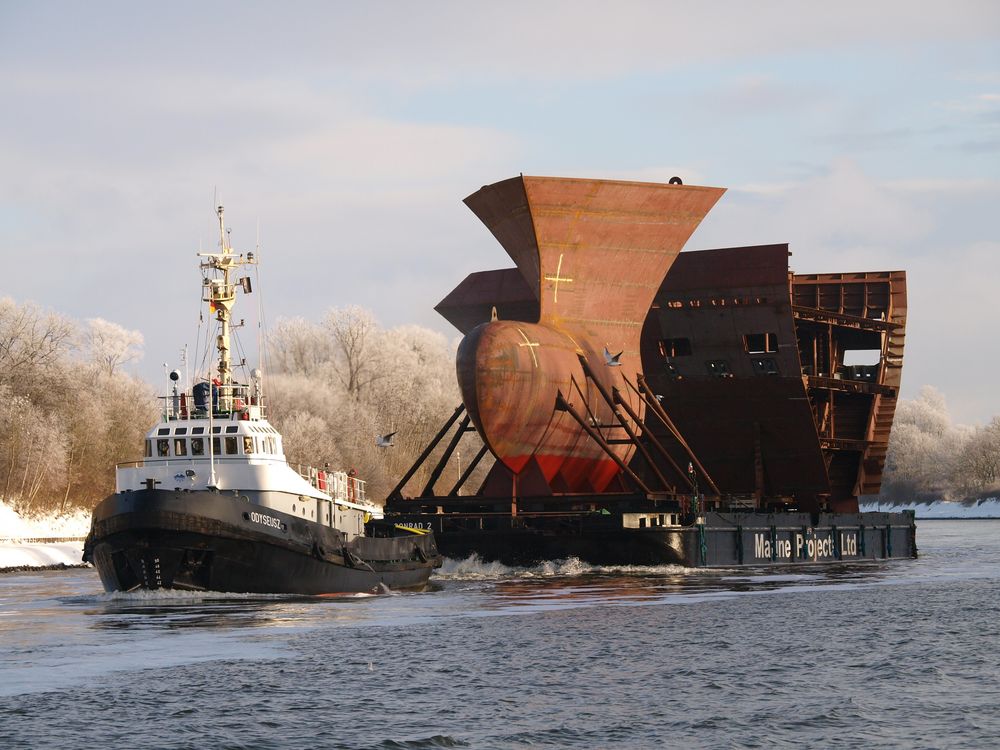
[197,205,255,413]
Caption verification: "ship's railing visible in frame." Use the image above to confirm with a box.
[295,464,367,504]
[160,382,266,421]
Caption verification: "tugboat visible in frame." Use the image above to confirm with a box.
[83,206,442,594]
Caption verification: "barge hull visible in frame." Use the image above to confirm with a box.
[389,510,916,568]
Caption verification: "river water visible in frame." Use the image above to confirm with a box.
[1,520,998,749]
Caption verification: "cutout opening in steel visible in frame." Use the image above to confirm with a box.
[744,332,778,354]
[659,337,692,357]
[843,349,881,366]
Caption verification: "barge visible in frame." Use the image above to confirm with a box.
[384,175,917,567]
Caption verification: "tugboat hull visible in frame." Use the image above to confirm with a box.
[85,490,441,595]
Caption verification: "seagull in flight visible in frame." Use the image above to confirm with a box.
[375,431,397,448]
[603,347,623,367]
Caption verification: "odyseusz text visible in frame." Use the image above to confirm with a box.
[248,511,283,530]
[753,532,858,560]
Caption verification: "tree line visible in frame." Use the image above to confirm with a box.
[263,305,490,502]
[0,296,996,514]
[0,298,487,513]
[879,386,1000,504]
[0,298,156,514]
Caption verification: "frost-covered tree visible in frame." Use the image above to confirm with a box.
[953,417,1000,496]
[323,306,385,398]
[85,317,144,375]
[265,308,488,502]
[0,299,157,512]
[880,386,996,503]
[267,317,332,376]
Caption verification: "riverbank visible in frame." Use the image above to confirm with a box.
[0,501,89,570]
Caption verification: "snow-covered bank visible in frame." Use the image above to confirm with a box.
[860,499,1000,519]
[0,501,90,570]
[0,541,84,570]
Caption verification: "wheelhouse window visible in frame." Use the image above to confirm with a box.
[174,438,187,456]
[212,437,221,455]
[145,440,153,458]
[157,439,169,456]
[225,425,238,434]
[243,437,254,454]
[743,332,778,354]
[225,436,238,455]
[191,437,205,456]
[191,426,205,435]
[175,427,187,435]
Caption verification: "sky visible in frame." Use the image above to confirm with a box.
[1,1,998,424]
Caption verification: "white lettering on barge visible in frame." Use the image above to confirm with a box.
[752,531,858,560]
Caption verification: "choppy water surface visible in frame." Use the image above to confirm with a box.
[2,520,999,749]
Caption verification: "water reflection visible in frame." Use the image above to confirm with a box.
[474,558,909,613]
[82,591,382,632]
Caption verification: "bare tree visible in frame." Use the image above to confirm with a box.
[267,317,332,375]
[323,306,385,398]
[0,298,76,392]
[85,318,144,375]
[954,417,1000,495]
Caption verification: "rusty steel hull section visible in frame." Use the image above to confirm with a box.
[423,175,907,515]
[457,176,725,493]
[641,244,906,512]
[792,269,907,507]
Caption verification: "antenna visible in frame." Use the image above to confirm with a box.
[255,217,264,401]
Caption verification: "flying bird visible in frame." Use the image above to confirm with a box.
[375,431,397,448]
[603,347,623,367]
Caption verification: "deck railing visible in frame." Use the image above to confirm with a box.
[160,383,267,421]
[295,465,367,504]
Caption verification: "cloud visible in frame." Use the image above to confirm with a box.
[686,161,1000,423]
[1,2,998,425]
[4,2,999,84]
[700,75,819,116]
[697,158,932,258]
[883,177,1000,193]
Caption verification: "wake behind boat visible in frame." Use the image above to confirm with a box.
[83,206,441,594]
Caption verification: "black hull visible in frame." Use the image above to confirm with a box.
[387,509,917,568]
[84,490,441,595]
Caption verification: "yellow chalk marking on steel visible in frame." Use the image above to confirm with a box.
[543,253,574,304]
[517,327,540,368]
